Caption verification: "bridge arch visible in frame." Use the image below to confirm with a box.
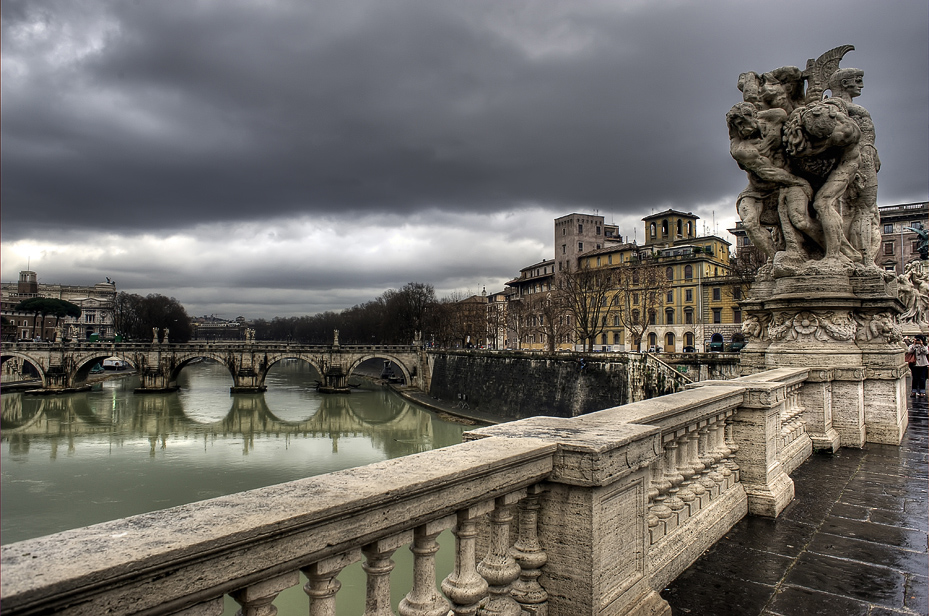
[257,354,326,390]
[1,350,48,388]
[346,354,414,385]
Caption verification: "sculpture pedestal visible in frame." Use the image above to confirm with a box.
[740,270,908,447]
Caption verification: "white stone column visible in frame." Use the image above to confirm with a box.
[230,572,300,616]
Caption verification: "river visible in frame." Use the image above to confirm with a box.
[1,360,474,613]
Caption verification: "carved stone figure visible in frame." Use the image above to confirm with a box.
[727,103,819,267]
[729,45,885,275]
[829,68,881,266]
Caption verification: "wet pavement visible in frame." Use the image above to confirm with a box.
[663,394,928,616]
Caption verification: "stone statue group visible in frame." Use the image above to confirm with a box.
[728,45,881,276]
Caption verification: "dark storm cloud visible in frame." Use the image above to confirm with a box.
[2,0,927,317]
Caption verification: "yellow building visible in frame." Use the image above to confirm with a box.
[576,210,742,352]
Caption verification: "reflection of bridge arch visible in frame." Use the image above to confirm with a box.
[256,355,325,390]
[3,389,425,441]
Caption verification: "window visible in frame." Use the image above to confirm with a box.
[733,308,742,323]
[632,309,640,324]
[613,332,621,344]
[578,242,584,251]
[633,293,639,304]
[578,224,583,233]
[684,332,694,347]
[608,254,613,264]
[666,267,674,281]
[667,290,674,303]
[685,289,693,302]
[85,314,96,323]
[650,222,657,237]
[712,287,721,301]
[613,315,620,327]
[632,270,640,284]
[596,256,601,266]
[596,226,601,235]
[884,223,894,234]
[686,221,692,236]
[684,265,693,279]
[665,308,674,324]
[884,242,895,255]
[685,309,693,325]
[22,320,28,327]
[562,244,566,254]
[676,220,683,236]
[712,308,722,324]
[666,332,675,348]
[563,228,566,236]
[648,310,656,325]
[732,287,742,300]
[662,220,669,235]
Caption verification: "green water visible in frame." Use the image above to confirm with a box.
[1,360,471,613]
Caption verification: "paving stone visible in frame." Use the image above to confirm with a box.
[818,515,927,550]
[660,568,774,616]
[838,490,905,511]
[692,543,794,586]
[828,502,869,521]
[806,533,929,577]
[869,506,929,533]
[782,552,906,608]
[905,574,928,615]
[765,584,870,616]
[717,517,817,558]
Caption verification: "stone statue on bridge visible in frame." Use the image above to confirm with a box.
[733,45,909,448]
[729,45,882,278]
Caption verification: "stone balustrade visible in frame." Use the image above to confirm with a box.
[2,367,827,616]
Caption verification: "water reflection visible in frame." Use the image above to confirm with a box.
[1,362,469,544]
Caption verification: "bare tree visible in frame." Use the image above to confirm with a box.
[527,290,573,352]
[558,263,618,352]
[613,259,671,352]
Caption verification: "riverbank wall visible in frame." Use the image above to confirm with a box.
[425,350,693,421]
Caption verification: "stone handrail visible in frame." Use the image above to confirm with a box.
[1,368,817,616]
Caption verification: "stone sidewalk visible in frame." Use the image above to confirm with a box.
[662,395,928,615]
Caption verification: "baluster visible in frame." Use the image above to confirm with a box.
[674,433,697,509]
[302,549,361,616]
[443,501,495,616]
[685,429,707,501]
[724,417,740,481]
[510,486,548,616]
[363,531,414,616]
[663,438,685,512]
[230,572,300,616]
[697,425,718,495]
[478,491,525,616]
[399,517,455,616]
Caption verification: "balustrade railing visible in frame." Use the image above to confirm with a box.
[2,368,819,616]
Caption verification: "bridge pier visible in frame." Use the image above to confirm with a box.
[231,370,267,394]
[135,370,178,394]
[319,366,351,394]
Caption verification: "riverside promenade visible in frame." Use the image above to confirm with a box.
[663,395,928,615]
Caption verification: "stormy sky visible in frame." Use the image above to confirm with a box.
[2,0,927,319]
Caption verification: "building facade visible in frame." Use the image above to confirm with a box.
[1,270,117,341]
[875,202,928,274]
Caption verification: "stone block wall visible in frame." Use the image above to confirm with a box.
[428,351,634,419]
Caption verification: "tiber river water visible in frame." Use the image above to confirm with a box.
[1,360,474,614]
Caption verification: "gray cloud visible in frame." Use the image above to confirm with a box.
[2,0,927,317]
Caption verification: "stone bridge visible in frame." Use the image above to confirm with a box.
[1,340,425,394]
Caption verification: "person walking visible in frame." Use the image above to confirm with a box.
[908,335,928,397]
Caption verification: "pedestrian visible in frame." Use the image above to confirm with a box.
[907,335,928,397]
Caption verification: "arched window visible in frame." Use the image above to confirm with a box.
[648,332,658,348]
[684,332,694,347]
[661,220,669,235]
[686,221,692,236]
[650,222,657,237]
[665,308,674,324]
[613,331,621,345]
[684,264,693,279]
[676,220,683,236]
[665,332,675,350]
[666,267,674,281]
